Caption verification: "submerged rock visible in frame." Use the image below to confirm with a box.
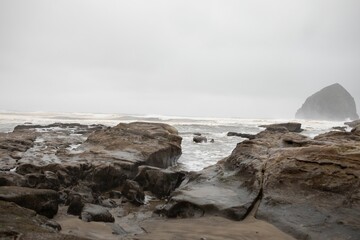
[259,122,303,133]
[296,83,359,120]
[227,132,256,139]
[193,136,207,143]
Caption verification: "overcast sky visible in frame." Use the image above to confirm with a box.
[0,0,359,118]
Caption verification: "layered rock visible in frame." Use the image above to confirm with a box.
[161,124,360,239]
[0,121,184,239]
[0,200,88,240]
[296,83,359,120]
[0,186,59,218]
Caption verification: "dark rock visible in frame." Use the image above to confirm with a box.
[193,136,207,143]
[0,200,78,239]
[0,171,26,187]
[99,198,118,208]
[345,119,360,128]
[155,201,205,218]
[296,83,359,120]
[332,126,347,131]
[134,166,185,198]
[25,171,60,190]
[227,132,256,139]
[85,163,127,191]
[109,190,122,199]
[259,122,303,133]
[193,133,202,136]
[67,194,85,216]
[210,139,215,143]
[122,179,145,205]
[80,203,115,222]
[0,186,59,218]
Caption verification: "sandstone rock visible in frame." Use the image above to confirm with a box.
[164,128,360,239]
[83,122,182,168]
[80,203,115,222]
[0,131,37,170]
[296,83,359,120]
[122,179,145,205]
[345,119,360,128]
[67,194,84,216]
[0,171,27,187]
[227,132,256,139]
[0,186,59,218]
[85,163,127,191]
[259,122,303,133]
[193,136,207,143]
[134,166,185,198]
[25,171,60,190]
[0,200,65,239]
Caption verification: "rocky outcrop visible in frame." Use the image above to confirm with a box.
[296,83,359,120]
[0,121,185,239]
[0,186,59,218]
[161,126,360,239]
[259,122,303,133]
[227,132,256,139]
[345,119,360,128]
[134,166,185,198]
[83,122,182,169]
[0,200,88,240]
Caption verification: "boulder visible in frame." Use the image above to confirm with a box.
[227,132,256,139]
[122,179,145,205]
[67,194,85,216]
[296,83,359,120]
[0,171,27,187]
[259,122,303,133]
[193,136,207,143]
[80,203,115,222]
[83,122,182,168]
[0,186,59,218]
[134,166,185,198]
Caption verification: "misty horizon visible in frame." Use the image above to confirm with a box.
[1,0,359,118]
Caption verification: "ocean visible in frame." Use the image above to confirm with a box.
[0,112,348,171]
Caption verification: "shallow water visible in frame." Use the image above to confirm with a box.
[0,112,346,171]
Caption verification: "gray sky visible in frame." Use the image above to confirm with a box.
[1,0,359,118]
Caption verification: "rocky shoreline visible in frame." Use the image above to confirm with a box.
[0,120,359,239]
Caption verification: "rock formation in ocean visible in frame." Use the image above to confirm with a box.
[296,83,359,121]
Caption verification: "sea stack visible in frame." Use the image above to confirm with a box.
[296,83,359,121]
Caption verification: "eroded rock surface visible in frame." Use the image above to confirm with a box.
[0,186,59,218]
[0,121,184,239]
[162,124,360,239]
